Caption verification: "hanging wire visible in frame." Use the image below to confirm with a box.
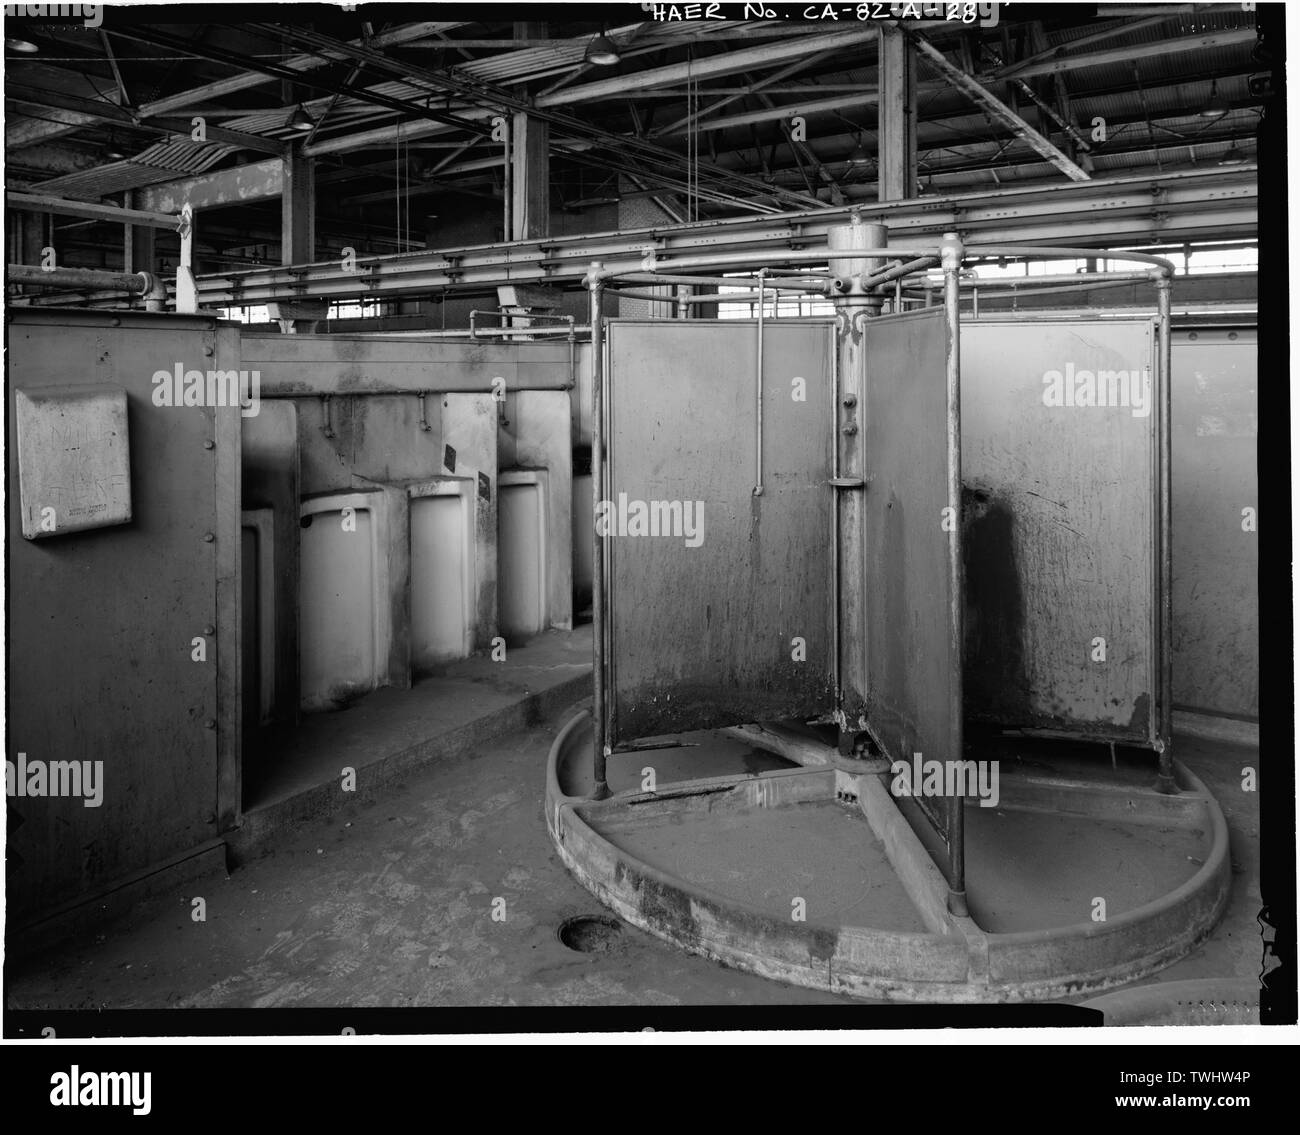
[687,48,698,224]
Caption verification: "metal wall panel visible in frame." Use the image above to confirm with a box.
[605,320,836,743]
[1171,328,1258,719]
[961,317,1158,742]
[860,308,960,847]
[5,310,240,920]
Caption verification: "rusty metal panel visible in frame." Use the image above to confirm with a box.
[860,308,960,848]
[961,317,1157,742]
[605,320,836,743]
[1171,328,1257,719]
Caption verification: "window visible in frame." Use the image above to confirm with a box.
[328,297,390,320]
[716,271,836,319]
[216,305,270,323]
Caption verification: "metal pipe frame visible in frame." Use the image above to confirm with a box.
[599,246,1174,303]
[589,273,610,801]
[941,238,968,918]
[681,291,825,306]
[339,325,592,340]
[599,287,686,307]
[754,269,767,497]
[932,270,1162,291]
[469,310,576,339]
[1155,277,1176,794]
[585,238,1178,811]
[43,168,1252,308]
[617,271,831,294]
[859,256,940,290]
[585,235,1182,917]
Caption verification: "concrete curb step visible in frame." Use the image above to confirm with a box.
[229,669,592,865]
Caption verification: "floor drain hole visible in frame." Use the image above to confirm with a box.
[558,915,623,953]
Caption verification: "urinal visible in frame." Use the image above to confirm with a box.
[409,478,476,670]
[498,469,549,642]
[298,490,391,711]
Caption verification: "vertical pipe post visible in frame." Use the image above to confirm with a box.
[940,231,968,917]
[1155,274,1176,793]
[754,269,767,497]
[588,268,610,799]
[828,219,886,743]
[502,117,513,244]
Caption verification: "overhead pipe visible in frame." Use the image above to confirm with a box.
[54,168,1238,309]
[7,264,168,310]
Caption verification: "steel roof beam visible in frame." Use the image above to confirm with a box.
[252,21,824,210]
[985,26,1257,82]
[538,26,879,107]
[134,22,468,119]
[908,30,1091,181]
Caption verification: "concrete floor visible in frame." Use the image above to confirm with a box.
[4,693,1260,1013]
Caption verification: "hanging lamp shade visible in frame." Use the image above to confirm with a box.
[584,35,620,66]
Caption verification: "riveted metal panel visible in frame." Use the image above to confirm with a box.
[961,317,1158,743]
[605,320,836,744]
[5,309,240,920]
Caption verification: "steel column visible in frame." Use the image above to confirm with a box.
[510,113,549,241]
[281,147,316,266]
[878,24,916,202]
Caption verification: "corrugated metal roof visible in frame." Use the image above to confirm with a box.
[32,139,236,200]
[1049,7,1254,47]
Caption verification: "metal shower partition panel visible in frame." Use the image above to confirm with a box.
[604,320,837,745]
[859,307,963,872]
[960,316,1159,744]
